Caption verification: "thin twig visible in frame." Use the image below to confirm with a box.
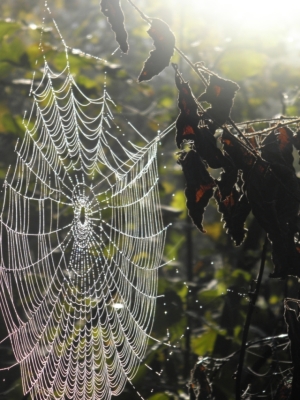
[223,333,288,363]
[174,46,208,87]
[244,117,300,137]
[126,0,150,23]
[227,117,258,154]
[236,116,300,127]
[235,236,268,400]
[172,63,206,115]
[195,62,218,77]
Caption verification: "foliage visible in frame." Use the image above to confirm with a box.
[1,1,300,400]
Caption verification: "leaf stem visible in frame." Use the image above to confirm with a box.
[126,0,151,23]
[235,236,268,400]
[174,46,208,87]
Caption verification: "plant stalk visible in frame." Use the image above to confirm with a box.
[184,217,194,378]
[235,236,268,400]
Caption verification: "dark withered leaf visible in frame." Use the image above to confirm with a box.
[138,18,175,82]
[277,126,294,152]
[222,129,256,176]
[173,67,230,169]
[101,0,129,53]
[248,136,258,149]
[293,129,300,149]
[174,67,201,148]
[245,159,300,278]
[178,150,216,233]
[190,363,212,400]
[216,161,238,200]
[215,188,251,246]
[274,379,292,400]
[198,75,239,126]
[293,129,300,164]
[245,126,259,149]
[261,125,294,169]
[258,126,300,277]
[222,129,300,278]
[194,126,227,169]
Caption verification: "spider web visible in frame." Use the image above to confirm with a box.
[0,34,172,400]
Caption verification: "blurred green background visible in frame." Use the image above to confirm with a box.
[1,1,300,399]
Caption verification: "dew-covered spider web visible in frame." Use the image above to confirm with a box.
[0,23,174,400]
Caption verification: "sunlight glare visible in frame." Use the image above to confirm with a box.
[173,0,300,32]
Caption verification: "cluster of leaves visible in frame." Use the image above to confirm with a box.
[174,65,300,281]
[101,0,300,281]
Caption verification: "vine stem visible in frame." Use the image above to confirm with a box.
[235,236,268,400]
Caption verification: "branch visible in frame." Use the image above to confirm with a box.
[227,117,258,155]
[284,298,300,399]
[244,117,300,137]
[235,236,268,400]
[126,0,150,23]
[174,46,208,87]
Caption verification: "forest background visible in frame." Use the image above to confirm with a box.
[1,0,300,399]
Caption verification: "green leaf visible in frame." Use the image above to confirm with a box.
[198,288,219,303]
[53,52,92,75]
[148,393,170,400]
[0,20,21,41]
[170,190,187,218]
[191,329,217,355]
[1,113,23,135]
[231,268,252,282]
[164,231,185,261]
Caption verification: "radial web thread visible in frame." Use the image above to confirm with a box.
[0,44,171,400]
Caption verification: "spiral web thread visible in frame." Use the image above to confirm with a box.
[0,38,172,400]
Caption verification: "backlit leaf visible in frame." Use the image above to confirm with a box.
[261,125,294,169]
[138,19,175,82]
[215,188,251,246]
[101,0,129,53]
[191,330,217,355]
[174,65,201,147]
[222,129,300,278]
[198,75,239,126]
[215,162,238,199]
[221,129,256,175]
[178,150,216,232]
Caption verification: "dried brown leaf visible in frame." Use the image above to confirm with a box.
[101,0,129,53]
[138,19,175,82]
